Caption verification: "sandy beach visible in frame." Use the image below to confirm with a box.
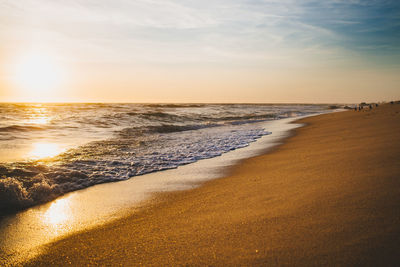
[26,104,400,266]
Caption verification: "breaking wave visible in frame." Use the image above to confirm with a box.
[0,125,270,214]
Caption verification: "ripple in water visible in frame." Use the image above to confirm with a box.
[0,103,329,213]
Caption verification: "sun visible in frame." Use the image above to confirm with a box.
[12,52,65,101]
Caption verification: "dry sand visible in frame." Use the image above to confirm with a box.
[26,104,400,266]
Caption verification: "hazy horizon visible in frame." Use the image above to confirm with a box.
[0,1,399,103]
[0,101,367,104]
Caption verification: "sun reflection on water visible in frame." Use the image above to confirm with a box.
[29,142,65,159]
[25,106,51,125]
[27,115,50,125]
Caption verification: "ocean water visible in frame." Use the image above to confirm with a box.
[0,103,329,214]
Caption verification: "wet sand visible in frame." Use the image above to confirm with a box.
[27,104,400,266]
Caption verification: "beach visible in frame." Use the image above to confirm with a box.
[26,103,400,266]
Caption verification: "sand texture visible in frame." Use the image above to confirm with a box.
[26,104,400,266]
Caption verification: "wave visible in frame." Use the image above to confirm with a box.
[118,123,219,138]
[0,164,91,213]
[131,111,278,124]
[0,125,45,132]
[0,103,329,214]
[126,111,178,118]
[126,111,190,123]
[147,123,218,133]
[0,175,59,213]
[207,113,277,122]
[138,111,181,119]
[140,111,171,117]
[146,104,205,108]
[0,125,270,214]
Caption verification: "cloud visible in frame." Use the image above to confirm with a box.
[0,0,399,67]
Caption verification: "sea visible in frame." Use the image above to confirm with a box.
[0,103,330,214]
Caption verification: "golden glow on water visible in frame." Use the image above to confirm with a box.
[28,106,51,124]
[21,106,52,125]
[26,106,63,160]
[29,143,64,159]
[27,116,50,125]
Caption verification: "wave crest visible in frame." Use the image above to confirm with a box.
[0,177,30,211]
[0,168,87,214]
[147,124,217,133]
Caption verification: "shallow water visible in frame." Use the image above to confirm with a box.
[0,103,329,213]
[0,116,306,265]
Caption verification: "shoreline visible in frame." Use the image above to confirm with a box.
[8,104,400,265]
[0,116,306,265]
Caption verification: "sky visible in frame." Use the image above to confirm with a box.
[0,0,399,103]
